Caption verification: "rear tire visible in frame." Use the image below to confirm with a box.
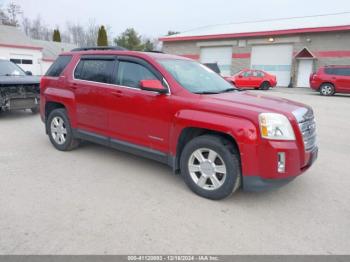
[180,135,241,200]
[46,108,79,151]
[320,83,335,96]
[260,82,271,90]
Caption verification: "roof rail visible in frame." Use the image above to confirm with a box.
[146,50,164,54]
[71,46,127,52]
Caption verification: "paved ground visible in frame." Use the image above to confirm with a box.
[0,87,349,255]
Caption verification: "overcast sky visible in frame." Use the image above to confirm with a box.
[2,0,350,38]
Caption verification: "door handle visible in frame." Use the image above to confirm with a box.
[111,90,123,97]
[70,83,78,90]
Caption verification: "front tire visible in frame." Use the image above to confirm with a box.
[180,135,241,200]
[31,106,39,114]
[320,83,335,96]
[46,108,79,151]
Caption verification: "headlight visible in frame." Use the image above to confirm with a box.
[259,113,295,140]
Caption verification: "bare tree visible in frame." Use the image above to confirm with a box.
[6,2,22,26]
[66,22,86,46]
[85,19,99,46]
[0,5,10,25]
[21,16,31,35]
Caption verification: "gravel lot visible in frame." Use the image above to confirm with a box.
[0,87,349,255]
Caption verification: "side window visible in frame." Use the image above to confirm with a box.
[117,61,158,88]
[242,71,252,77]
[256,71,264,78]
[336,68,350,76]
[74,59,114,84]
[46,55,72,77]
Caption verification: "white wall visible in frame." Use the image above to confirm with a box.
[0,46,45,75]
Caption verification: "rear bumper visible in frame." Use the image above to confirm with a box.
[309,81,320,90]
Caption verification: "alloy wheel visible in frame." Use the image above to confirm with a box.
[188,148,227,191]
[321,85,333,95]
[50,116,67,145]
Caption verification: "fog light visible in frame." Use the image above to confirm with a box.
[278,152,286,173]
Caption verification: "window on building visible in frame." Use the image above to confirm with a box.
[10,59,21,64]
[117,61,158,88]
[10,58,33,65]
[22,59,33,65]
[74,59,114,84]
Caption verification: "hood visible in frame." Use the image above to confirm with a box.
[199,91,309,119]
[0,75,41,86]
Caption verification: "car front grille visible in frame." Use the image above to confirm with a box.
[293,108,317,151]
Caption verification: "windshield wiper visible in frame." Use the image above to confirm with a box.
[218,88,237,93]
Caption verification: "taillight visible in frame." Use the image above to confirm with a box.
[40,77,48,90]
[310,73,316,82]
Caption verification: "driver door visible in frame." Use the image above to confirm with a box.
[107,56,172,153]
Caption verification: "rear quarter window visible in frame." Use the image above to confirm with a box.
[46,55,73,77]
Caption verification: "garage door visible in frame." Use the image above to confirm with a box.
[200,47,232,76]
[251,45,293,87]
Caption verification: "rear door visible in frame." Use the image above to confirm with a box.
[334,68,350,92]
[250,70,263,87]
[70,55,116,135]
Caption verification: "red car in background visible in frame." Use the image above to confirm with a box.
[310,65,350,96]
[225,69,277,90]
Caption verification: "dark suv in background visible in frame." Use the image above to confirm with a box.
[0,59,40,113]
[310,66,350,96]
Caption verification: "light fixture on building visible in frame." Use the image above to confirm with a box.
[268,37,275,42]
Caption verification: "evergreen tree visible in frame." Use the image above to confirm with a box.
[53,29,61,42]
[114,28,143,51]
[97,25,108,46]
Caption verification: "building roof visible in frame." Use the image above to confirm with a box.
[32,40,77,61]
[160,12,350,42]
[0,24,42,50]
[0,24,77,60]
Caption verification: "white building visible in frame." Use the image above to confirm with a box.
[0,24,77,75]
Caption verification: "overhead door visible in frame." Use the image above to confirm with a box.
[251,45,293,87]
[200,47,232,76]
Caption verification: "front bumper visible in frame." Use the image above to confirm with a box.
[240,139,318,191]
[242,176,296,192]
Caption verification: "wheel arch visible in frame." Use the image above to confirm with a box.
[44,102,66,134]
[174,127,240,173]
[319,81,335,90]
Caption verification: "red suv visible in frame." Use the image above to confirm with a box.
[40,47,318,200]
[225,69,277,90]
[310,66,350,96]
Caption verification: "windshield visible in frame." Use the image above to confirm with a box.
[158,59,236,94]
[0,60,26,76]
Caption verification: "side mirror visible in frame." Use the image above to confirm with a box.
[140,80,167,94]
[26,71,33,76]
[238,75,243,78]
